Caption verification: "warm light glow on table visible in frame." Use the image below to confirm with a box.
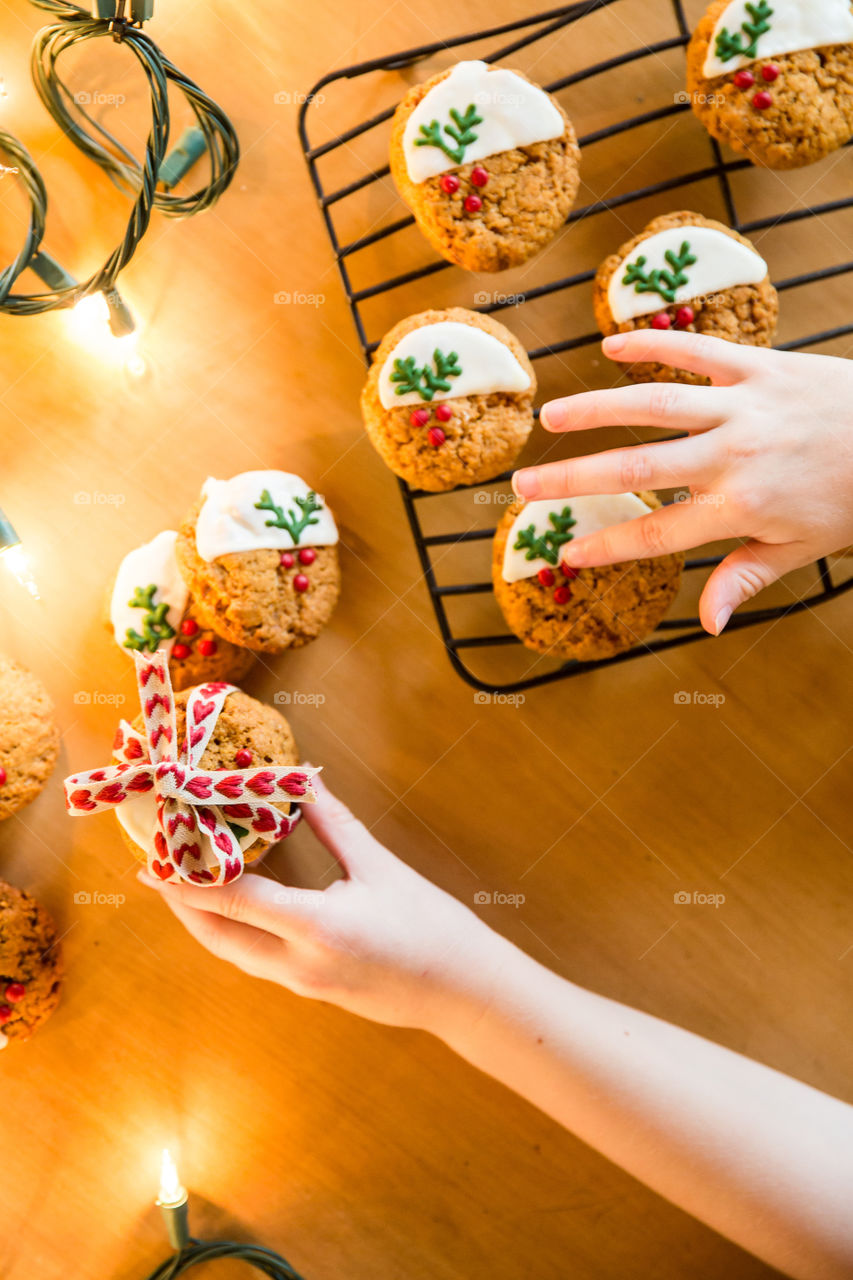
[65,295,148,378]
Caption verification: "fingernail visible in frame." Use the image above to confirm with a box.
[563,541,589,566]
[137,870,159,888]
[602,333,626,354]
[539,401,567,431]
[714,605,732,636]
[512,470,540,500]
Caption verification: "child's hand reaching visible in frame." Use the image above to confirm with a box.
[513,331,853,635]
[139,775,504,1037]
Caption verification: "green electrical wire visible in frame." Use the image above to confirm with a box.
[0,131,47,307]
[0,0,239,317]
[30,0,239,217]
[144,1238,307,1279]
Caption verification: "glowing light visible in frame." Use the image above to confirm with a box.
[65,293,148,377]
[1,543,40,600]
[157,1148,186,1207]
[125,350,148,379]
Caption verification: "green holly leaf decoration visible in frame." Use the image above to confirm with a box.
[123,584,176,653]
[127,584,158,611]
[514,507,577,565]
[389,355,423,398]
[254,488,322,544]
[390,347,462,402]
[714,0,773,62]
[414,102,483,165]
[621,240,697,304]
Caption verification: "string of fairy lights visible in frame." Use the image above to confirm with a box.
[4,9,306,1274]
[151,1150,306,1280]
[0,0,240,594]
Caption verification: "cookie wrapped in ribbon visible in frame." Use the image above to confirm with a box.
[64,650,319,886]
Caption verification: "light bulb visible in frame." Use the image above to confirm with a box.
[66,293,147,376]
[0,543,40,600]
[157,1148,185,1207]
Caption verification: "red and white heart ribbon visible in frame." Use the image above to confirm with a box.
[64,650,318,886]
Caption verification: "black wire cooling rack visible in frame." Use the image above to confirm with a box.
[299,0,853,693]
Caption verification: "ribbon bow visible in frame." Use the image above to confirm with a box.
[64,650,318,886]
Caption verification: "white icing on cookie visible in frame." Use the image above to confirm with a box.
[110,531,188,656]
[607,225,767,323]
[402,59,564,184]
[378,320,531,409]
[703,0,853,78]
[195,472,339,562]
[502,494,653,583]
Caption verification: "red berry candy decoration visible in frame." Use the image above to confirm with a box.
[732,69,754,88]
[410,407,430,428]
[553,585,572,605]
[675,306,695,329]
[0,1005,11,1025]
[198,639,217,657]
[0,766,6,787]
[761,63,779,81]
[440,173,460,194]
[560,563,579,580]
[651,311,671,330]
[752,90,773,110]
[180,618,198,637]
[4,983,26,1003]
[470,165,489,188]
[537,567,555,587]
[427,426,446,448]
[294,574,310,592]
[280,551,295,568]
[171,643,190,661]
[434,403,452,422]
[298,547,316,566]
[235,749,253,768]
[464,194,482,213]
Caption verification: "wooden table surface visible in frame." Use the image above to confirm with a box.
[2,2,852,1277]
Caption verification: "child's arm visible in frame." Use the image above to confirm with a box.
[142,779,853,1280]
[513,332,853,635]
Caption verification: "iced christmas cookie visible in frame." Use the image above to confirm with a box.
[593,212,777,384]
[687,0,853,167]
[175,472,341,654]
[389,60,580,272]
[492,494,683,661]
[0,654,59,821]
[361,308,536,491]
[65,650,319,886]
[0,879,62,1048]
[107,531,255,692]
